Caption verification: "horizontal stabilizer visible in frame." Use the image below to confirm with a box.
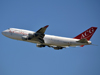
[76,38,88,43]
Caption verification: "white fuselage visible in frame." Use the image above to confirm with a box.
[2,28,91,47]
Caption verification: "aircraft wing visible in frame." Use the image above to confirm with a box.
[28,25,49,43]
[36,25,49,34]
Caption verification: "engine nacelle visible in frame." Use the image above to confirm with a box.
[28,33,44,40]
[33,33,40,37]
[36,44,45,48]
[22,36,28,40]
[28,33,33,37]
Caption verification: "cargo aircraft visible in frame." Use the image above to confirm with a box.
[2,25,97,50]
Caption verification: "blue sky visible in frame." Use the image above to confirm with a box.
[0,0,100,75]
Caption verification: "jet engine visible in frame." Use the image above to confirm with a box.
[22,36,28,40]
[28,33,33,37]
[28,33,40,37]
[27,33,38,40]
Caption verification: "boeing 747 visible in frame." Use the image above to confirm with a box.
[2,25,97,50]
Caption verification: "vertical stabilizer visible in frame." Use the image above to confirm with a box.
[74,27,97,41]
[74,27,97,47]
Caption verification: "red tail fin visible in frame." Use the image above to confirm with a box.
[74,27,97,41]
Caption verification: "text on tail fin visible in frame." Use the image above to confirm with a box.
[74,27,97,40]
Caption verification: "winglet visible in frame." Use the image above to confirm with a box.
[44,25,49,28]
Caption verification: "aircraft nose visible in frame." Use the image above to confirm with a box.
[2,30,8,36]
[2,31,6,35]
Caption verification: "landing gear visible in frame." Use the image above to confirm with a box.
[36,44,45,48]
[53,47,63,50]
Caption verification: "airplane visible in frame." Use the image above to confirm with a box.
[2,25,97,50]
